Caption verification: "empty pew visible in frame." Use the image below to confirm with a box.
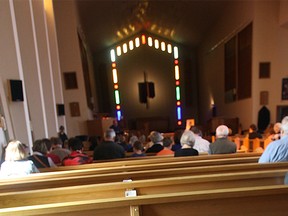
[0,156,263,192]
[1,184,287,216]
[0,169,287,212]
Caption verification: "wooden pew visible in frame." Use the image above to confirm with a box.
[0,156,263,192]
[0,169,287,212]
[241,137,265,152]
[39,152,261,172]
[0,160,288,194]
[1,184,287,216]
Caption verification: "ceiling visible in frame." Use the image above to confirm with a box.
[75,0,233,54]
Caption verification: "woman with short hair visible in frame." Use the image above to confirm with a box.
[174,130,199,157]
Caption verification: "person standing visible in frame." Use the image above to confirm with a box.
[58,125,68,147]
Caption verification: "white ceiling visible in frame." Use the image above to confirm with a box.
[75,0,233,53]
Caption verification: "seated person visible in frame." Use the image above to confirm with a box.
[93,129,125,160]
[174,130,199,157]
[0,140,39,177]
[156,137,174,156]
[259,116,288,163]
[62,137,93,166]
[118,133,132,152]
[209,125,237,154]
[42,138,61,164]
[248,124,262,139]
[28,139,57,168]
[50,137,71,161]
[130,141,146,157]
[145,131,164,153]
[271,122,281,141]
[191,126,210,153]
[172,129,184,151]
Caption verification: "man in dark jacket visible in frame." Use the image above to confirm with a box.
[93,129,125,160]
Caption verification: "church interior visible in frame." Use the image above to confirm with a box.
[2,0,288,145]
[1,1,288,215]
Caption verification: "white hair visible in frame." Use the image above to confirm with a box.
[104,129,116,140]
[281,116,288,134]
[216,125,229,138]
[180,130,195,147]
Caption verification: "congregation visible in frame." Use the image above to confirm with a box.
[0,116,287,177]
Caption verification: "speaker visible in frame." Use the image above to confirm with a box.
[57,104,65,116]
[138,83,147,103]
[9,80,24,102]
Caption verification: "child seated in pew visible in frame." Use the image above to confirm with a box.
[130,141,146,157]
[62,137,93,166]
[0,140,39,177]
[156,137,174,156]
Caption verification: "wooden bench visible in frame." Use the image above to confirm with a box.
[1,184,287,216]
[0,156,263,192]
[39,152,261,172]
[0,169,287,214]
[0,160,287,193]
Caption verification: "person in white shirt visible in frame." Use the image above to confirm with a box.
[190,126,210,153]
[259,116,288,163]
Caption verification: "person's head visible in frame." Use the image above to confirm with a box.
[112,119,118,126]
[68,138,83,151]
[173,129,184,144]
[249,124,257,133]
[50,137,63,147]
[281,116,288,136]
[104,129,116,141]
[148,131,163,144]
[190,126,202,137]
[180,130,195,147]
[59,125,65,132]
[274,122,282,134]
[33,139,48,155]
[133,141,143,152]
[216,125,229,138]
[5,140,28,161]
[163,137,173,149]
[42,138,52,152]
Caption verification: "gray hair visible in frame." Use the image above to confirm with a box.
[180,130,195,147]
[281,116,288,134]
[104,129,116,140]
[216,125,229,138]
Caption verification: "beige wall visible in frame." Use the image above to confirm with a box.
[53,0,93,137]
[199,0,288,131]
[198,1,254,130]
